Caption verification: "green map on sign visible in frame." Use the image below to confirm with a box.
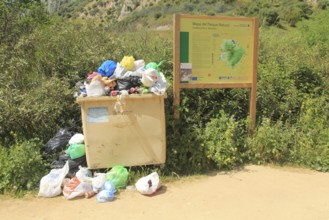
[220,40,245,69]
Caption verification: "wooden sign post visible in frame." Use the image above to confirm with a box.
[173,14,259,132]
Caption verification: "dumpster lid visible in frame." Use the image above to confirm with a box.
[76,93,167,104]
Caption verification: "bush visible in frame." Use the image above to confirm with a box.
[294,97,329,171]
[0,139,47,194]
[317,0,329,9]
[278,1,312,27]
[203,111,248,169]
[248,96,329,170]
[154,12,162,19]
[164,124,213,174]
[290,66,322,94]
[184,3,195,12]
[0,77,79,146]
[260,8,280,26]
[247,119,296,164]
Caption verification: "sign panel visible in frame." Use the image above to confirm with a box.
[173,14,259,132]
[178,15,256,84]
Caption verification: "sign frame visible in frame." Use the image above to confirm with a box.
[173,14,259,131]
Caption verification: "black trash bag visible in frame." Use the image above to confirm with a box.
[116,76,142,90]
[67,156,88,178]
[44,128,75,153]
[51,153,87,178]
[50,153,70,169]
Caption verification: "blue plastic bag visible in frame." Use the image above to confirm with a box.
[98,60,117,77]
[97,190,116,202]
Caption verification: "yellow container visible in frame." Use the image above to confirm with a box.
[76,94,166,169]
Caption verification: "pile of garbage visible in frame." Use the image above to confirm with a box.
[75,56,169,97]
[45,128,87,178]
[40,130,161,202]
[39,163,161,202]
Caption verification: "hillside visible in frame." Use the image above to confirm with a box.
[41,0,325,31]
[42,0,162,20]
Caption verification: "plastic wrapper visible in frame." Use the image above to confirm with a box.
[120,56,135,70]
[133,59,145,70]
[97,189,116,203]
[98,60,117,77]
[135,172,161,195]
[141,68,159,87]
[116,76,142,90]
[106,166,129,189]
[63,176,93,200]
[85,75,106,97]
[44,128,74,153]
[68,133,84,145]
[92,173,107,193]
[65,144,86,159]
[149,72,169,95]
[145,61,163,73]
[38,161,69,197]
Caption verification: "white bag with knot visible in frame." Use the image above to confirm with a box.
[92,173,107,193]
[135,172,161,195]
[76,166,92,182]
[68,133,84,145]
[38,161,69,197]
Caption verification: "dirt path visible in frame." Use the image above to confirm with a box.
[1,165,329,220]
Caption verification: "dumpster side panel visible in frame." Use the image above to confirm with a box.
[79,95,166,169]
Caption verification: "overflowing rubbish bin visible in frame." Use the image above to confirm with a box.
[73,56,168,169]
[39,56,167,201]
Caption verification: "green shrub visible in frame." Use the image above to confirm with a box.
[203,111,248,169]
[154,12,162,19]
[184,3,195,12]
[0,77,79,146]
[0,139,47,194]
[290,66,322,94]
[317,0,329,9]
[298,9,329,49]
[164,123,214,174]
[278,1,312,27]
[260,8,280,26]
[297,97,329,149]
[247,118,296,164]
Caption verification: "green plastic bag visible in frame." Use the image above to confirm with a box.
[106,166,129,189]
[145,61,164,73]
[65,144,85,159]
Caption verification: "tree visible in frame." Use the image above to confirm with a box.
[0,0,48,48]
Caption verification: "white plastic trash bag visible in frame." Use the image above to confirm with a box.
[76,166,92,182]
[63,177,93,200]
[85,77,105,97]
[135,172,161,195]
[133,59,145,70]
[63,166,93,200]
[113,64,127,79]
[141,68,159,87]
[92,173,107,193]
[68,133,84,145]
[38,161,69,197]
[149,72,169,95]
